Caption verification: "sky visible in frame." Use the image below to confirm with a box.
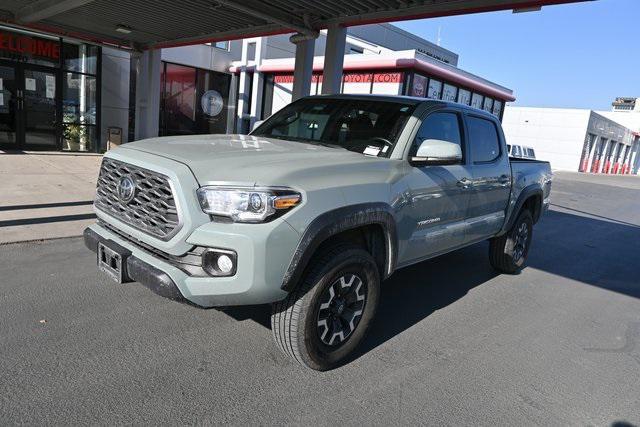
[394,0,638,111]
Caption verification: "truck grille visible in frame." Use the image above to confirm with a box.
[95,158,180,240]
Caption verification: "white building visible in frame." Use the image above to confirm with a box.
[502,106,640,174]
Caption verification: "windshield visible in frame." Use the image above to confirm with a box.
[251,98,416,157]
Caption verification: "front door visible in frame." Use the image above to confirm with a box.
[0,61,58,150]
[400,110,472,265]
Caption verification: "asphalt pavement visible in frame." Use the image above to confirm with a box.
[1,171,639,425]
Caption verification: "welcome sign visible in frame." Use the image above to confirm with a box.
[0,30,60,62]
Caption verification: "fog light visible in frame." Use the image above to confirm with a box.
[217,254,234,274]
[202,249,237,277]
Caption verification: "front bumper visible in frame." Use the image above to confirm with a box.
[85,228,185,301]
[84,220,298,307]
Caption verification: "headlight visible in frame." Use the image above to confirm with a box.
[196,186,301,223]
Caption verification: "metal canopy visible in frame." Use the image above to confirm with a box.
[0,0,589,49]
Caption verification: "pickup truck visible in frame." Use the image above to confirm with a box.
[84,94,552,370]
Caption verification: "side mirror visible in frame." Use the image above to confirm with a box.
[410,139,462,166]
[251,120,265,132]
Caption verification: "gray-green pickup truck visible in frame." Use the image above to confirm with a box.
[85,94,552,370]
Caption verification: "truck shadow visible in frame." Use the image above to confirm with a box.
[357,240,497,358]
[355,209,640,361]
[222,208,640,365]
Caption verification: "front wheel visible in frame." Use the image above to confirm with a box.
[271,245,380,371]
[489,209,533,274]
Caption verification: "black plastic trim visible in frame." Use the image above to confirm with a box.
[504,185,544,231]
[281,203,398,291]
[84,227,186,303]
[126,257,183,301]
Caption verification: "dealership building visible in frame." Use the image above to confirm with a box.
[0,22,514,153]
[502,106,640,174]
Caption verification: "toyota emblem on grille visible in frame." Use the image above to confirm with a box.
[117,175,136,204]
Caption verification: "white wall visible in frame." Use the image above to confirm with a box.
[502,107,591,171]
[100,47,130,148]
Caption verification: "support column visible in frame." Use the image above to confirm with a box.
[134,49,161,141]
[236,68,251,134]
[586,136,599,173]
[321,24,347,95]
[631,137,640,174]
[226,73,238,134]
[248,40,266,130]
[290,33,316,101]
[236,38,266,133]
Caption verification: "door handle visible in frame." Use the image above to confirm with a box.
[457,178,472,188]
[498,174,511,186]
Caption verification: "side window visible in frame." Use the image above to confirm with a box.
[467,116,501,163]
[513,146,521,157]
[412,112,463,158]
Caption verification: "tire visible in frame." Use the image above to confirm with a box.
[489,209,533,274]
[271,245,380,371]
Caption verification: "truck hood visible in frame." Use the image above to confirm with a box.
[119,134,392,187]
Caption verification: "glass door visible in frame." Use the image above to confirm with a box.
[21,66,58,149]
[0,64,17,146]
[0,62,60,151]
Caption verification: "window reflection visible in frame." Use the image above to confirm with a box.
[63,43,99,75]
[159,62,231,136]
[62,123,97,152]
[63,73,97,124]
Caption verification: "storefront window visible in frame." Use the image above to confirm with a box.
[410,74,427,97]
[62,123,97,152]
[160,62,231,136]
[0,28,60,68]
[196,68,231,134]
[63,73,97,124]
[63,43,99,75]
[483,97,494,112]
[492,100,503,117]
[471,93,483,109]
[61,42,100,152]
[442,83,457,102]
[427,79,442,99]
[457,88,471,105]
[162,63,196,135]
[0,27,101,152]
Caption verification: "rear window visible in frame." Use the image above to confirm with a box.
[467,116,501,163]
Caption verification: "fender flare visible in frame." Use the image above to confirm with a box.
[503,184,544,232]
[281,203,398,291]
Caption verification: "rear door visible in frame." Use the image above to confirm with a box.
[464,113,511,242]
[401,109,473,264]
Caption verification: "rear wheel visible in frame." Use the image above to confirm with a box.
[271,245,380,371]
[489,209,533,273]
